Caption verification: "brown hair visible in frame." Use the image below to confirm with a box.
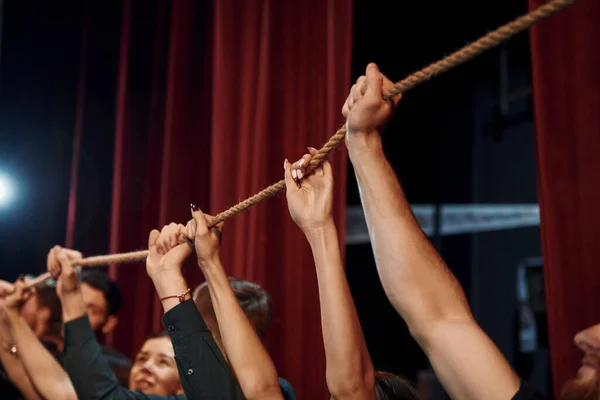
[374,371,421,400]
[34,283,63,337]
[195,277,272,338]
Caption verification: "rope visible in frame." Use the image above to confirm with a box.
[27,0,574,288]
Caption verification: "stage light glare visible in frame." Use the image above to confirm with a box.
[0,174,15,207]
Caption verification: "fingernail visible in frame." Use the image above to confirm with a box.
[308,147,317,152]
[292,169,297,179]
[297,170,303,179]
[191,203,199,211]
[283,159,286,170]
[298,159,304,167]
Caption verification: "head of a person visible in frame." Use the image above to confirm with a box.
[19,279,62,338]
[374,371,421,400]
[326,371,420,400]
[559,323,600,400]
[193,277,272,340]
[128,331,183,396]
[79,269,123,335]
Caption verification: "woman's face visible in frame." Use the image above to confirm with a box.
[128,337,183,396]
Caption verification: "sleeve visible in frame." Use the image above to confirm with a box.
[511,379,546,400]
[62,315,147,400]
[162,300,245,400]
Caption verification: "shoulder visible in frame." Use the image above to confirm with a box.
[101,345,132,366]
[512,380,546,400]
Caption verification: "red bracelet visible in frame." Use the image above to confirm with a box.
[160,288,191,303]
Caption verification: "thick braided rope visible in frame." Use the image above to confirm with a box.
[211,0,574,226]
[27,0,574,286]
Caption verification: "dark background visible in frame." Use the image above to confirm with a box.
[0,0,547,396]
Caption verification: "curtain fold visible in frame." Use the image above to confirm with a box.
[210,1,352,398]
[529,0,600,394]
[103,0,352,397]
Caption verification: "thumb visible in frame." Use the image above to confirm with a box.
[191,205,209,237]
[283,159,296,193]
[12,280,25,299]
[148,229,160,249]
[364,63,384,101]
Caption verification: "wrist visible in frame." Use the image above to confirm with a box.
[305,219,337,247]
[60,292,87,323]
[197,255,222,272]
[151,271,189,313]
[346,130,383,157]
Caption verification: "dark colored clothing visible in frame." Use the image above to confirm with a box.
[101,345,133,387]
[512,379,546,400]
[278,377,296,400]
[63,299,244,399]
[0,363,23,400]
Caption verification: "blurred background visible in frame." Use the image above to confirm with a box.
[0,0,598,399]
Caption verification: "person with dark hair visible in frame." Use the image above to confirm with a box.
[374,372,420,400]
[183,207,283,399]
[340,63,544,399]
[193,278,296,399]
[47,239,245,399]
[79,269,132,386]
[0,277,65,400]
[79,269,123,335]
[284,148,418,400]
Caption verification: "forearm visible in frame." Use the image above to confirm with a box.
[5,309,76,400]
[307,221,374,399]
[60,291,88,323]
[63,315,138,400]
[201,259,282,400]
[150,269,189,313]
[0,318,42,400]
[349,138,472,336]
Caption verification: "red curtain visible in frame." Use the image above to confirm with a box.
[529,0,600,395]
[104,0,353,398]
[210,1,352,398]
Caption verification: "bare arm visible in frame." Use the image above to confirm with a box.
[0,307,43,400]
[343,63,520,400]
[5,306,77,400]
[190,208,282,400]
[285,153,375,399]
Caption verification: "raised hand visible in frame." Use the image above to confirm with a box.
[47,246,83,299]
[188,205,223,268]
[341,63,401,151]
[146,223,192,279]
[284,148,334,234]
[0,280,15,299]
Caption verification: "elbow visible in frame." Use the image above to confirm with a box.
[243,381,282,400]
[52,382,78,400]
[327,364,375,399]
[241,373,282,400]
[409,313,477,351]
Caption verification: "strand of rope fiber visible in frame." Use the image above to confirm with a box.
[26,0,574,287]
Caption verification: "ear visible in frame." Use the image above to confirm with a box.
[101,315,119,335]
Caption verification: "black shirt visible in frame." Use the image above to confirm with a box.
[62,299,244,399]
[101,345,133,387]
[512,379,546,400]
